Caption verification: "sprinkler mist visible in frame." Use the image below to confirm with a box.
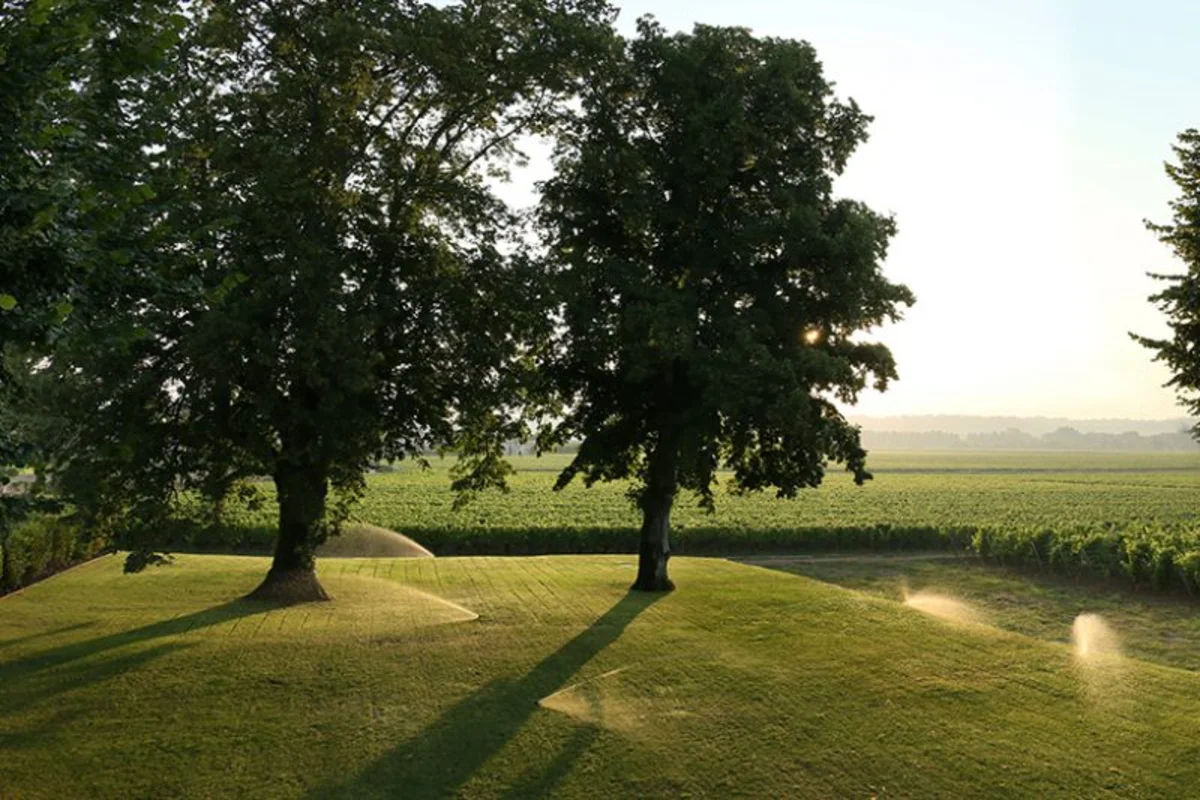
[1071,613,1124,701]
[900,578,986,625]
[317,523,434,558]
[1071,613,1121,661]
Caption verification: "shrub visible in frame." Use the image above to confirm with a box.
[0,513,87,593]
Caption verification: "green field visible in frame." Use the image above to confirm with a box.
[4,553,1200,798]
[186,452,1200,587]
[214,451,1200,542]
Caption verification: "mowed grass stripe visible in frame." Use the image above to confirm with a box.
[528,556,625,625]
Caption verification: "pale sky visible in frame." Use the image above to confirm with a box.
[504,0,1200,419]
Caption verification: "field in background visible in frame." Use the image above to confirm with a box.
[3,554,1200,798]
[214,450,1200,542]
[182,451,1200,583]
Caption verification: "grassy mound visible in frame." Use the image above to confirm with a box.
[2,554,1199,798]
[317,523,434,559]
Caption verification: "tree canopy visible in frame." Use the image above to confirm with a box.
[8,0,617,601]
[1136,129,1200,434]
[1,0,189,534]
[1,0,182,352]
[538,19,914,590]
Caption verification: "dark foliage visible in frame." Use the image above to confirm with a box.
[6,0,617,599]
[538,19,913,589]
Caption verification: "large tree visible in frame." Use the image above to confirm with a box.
[16,0,615,601]
[1136,129,1200,431]
[538,19,914,591]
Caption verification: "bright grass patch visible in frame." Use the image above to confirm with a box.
[2,554,1200,797]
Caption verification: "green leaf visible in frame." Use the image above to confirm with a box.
[28,0,55,26]
[32,205,58,230]
[0,294,17,311]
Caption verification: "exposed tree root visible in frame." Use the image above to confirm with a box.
[245,567,331,604]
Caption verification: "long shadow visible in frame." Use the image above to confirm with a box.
[0,621,97,651]
[0,599,281,684]
[308,590,663,799]
[499,725,601,800]
[0,642,192,722]
[0,598,294,753]
[0,709,82,751]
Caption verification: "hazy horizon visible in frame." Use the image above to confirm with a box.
[500,0,1199,420]
[848,412,1193,437]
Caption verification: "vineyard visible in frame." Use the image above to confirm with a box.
[172,451,1200,592]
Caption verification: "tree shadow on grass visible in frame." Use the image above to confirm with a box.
[0,709,83,751]
[0,621,97,651]
[0,598,298,754]
[0,642,192,724]
[308,590,663,799]
[0,599,282,685]
[498,725,601,800]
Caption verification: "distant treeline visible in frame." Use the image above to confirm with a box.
[508,428,1200,455]
[852,415,1194,437]
[861,427,1200,452]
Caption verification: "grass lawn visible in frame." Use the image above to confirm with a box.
[3,554,1200,798]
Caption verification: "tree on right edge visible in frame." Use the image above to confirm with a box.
[1135,129,1200,430]
[538,19,914,592]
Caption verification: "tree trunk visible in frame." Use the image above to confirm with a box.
[246,461,331,604]
[633,486,675,592]
[632,430,680,593]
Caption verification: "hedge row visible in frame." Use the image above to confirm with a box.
[0,513,100,594]
[157,520,974,557]
[8,494,1200,597]
[155,519,1200,596]
[970,524,1200,594]
[415,523,976,556]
